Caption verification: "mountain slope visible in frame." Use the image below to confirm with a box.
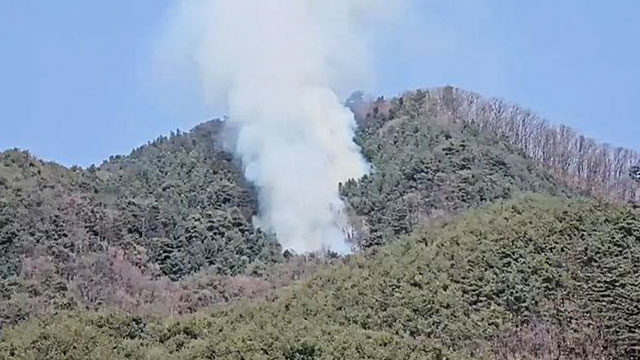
[1,89,572,289]
[0,121,281,282]
[94,121,282,278]
[2,194,638,359]
[2,86,640,358]
[0,122,283,326]
[342,91,568,246]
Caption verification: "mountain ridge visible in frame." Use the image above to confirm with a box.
[1,86,640,358]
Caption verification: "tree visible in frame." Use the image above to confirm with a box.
[630,166,640,182]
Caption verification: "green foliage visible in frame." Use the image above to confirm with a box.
[0,122,282,279]
[0,123,282,326]
[94,122,282,278]
[342,94,568,246]
[2,195,638,358]
[2,90,639,358]
[0,93,574,327]
[284,343,321,360]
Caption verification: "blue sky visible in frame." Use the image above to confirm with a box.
[1,0,638,166]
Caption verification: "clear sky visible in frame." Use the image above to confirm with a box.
[1,0,638,166]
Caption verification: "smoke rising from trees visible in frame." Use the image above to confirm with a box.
[160,0,405,252]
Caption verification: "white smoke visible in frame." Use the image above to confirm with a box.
[159,0,404,253]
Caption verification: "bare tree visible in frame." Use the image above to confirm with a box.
[392,87,640,204]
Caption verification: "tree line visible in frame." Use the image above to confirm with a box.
[365,86,640,204]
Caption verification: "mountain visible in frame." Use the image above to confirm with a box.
[2,195,639,359]
[0,122,282,326]
[1,86,639,358]
[342,88,569,247]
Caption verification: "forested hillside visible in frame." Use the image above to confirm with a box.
[354,87,640,203]
[342,89,568,246]
[2,195,639,359]
[0,122,282,327]
[2,87,640,358]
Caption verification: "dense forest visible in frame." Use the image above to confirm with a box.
[0,122,282,326]
[3,195,639,359]
[1,87,639,358]
[350,87,640,203]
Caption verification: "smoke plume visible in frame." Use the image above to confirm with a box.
[160,0,402,253]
